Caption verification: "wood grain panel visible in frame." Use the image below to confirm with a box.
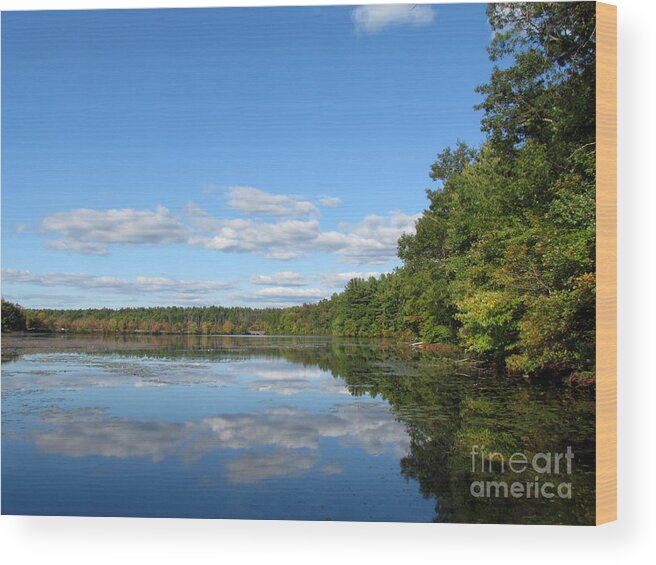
[596,1,617,526]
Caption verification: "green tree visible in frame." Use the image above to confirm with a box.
[2,299,26,332]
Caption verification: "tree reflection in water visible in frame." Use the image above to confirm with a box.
[3,334,595,524]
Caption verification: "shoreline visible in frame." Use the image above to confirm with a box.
[0,333,593,389]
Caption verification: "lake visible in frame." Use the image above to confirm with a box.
[1,335,595,523]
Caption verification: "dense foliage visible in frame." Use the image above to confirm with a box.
[16,304,338,336]
[1,300,26,332]
[3,4,596,379]
[330,2,597,377]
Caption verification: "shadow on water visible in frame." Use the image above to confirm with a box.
[2,334,595,524]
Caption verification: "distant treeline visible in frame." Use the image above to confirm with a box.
[10,301,336,337]
[1,4,596,379]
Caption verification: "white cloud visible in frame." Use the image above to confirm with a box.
[226,186,318,217]
[1,268,232,295]
[190,217,315,256]
[266,250,305,261]
[45,239,110,256]
[250,272,308,286]
[352,4,435,34]
[189,217,339,260]
[183,202,223,231]
[42,206,189,253]
[1,293,87,308]
[201,183,227,194]
[239,286,331,304]
[188,204,417,265]
[320,271,382,287]
[318,196,342,208]
[37,198,418,266]
[335,212,419,264]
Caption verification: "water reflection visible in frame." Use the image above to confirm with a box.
[31,403,408,479]
[35,408,188,462]
[2,335,595,523]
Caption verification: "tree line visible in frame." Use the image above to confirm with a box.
[2,3,596,379]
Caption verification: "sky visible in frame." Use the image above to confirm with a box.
[1,3,492,309]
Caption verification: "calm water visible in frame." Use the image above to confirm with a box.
[1,335,595,523]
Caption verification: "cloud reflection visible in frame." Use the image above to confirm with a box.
[35,409,188,462]
[30,403,409,483]
[225,450,320,484]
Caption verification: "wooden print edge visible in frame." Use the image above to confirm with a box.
[595,1,617,526]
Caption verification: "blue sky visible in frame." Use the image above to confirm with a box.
[2,3,491,308]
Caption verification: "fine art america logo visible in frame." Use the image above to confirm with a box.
[470,446,574,500]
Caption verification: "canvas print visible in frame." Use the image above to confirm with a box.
[1,2,615,524]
